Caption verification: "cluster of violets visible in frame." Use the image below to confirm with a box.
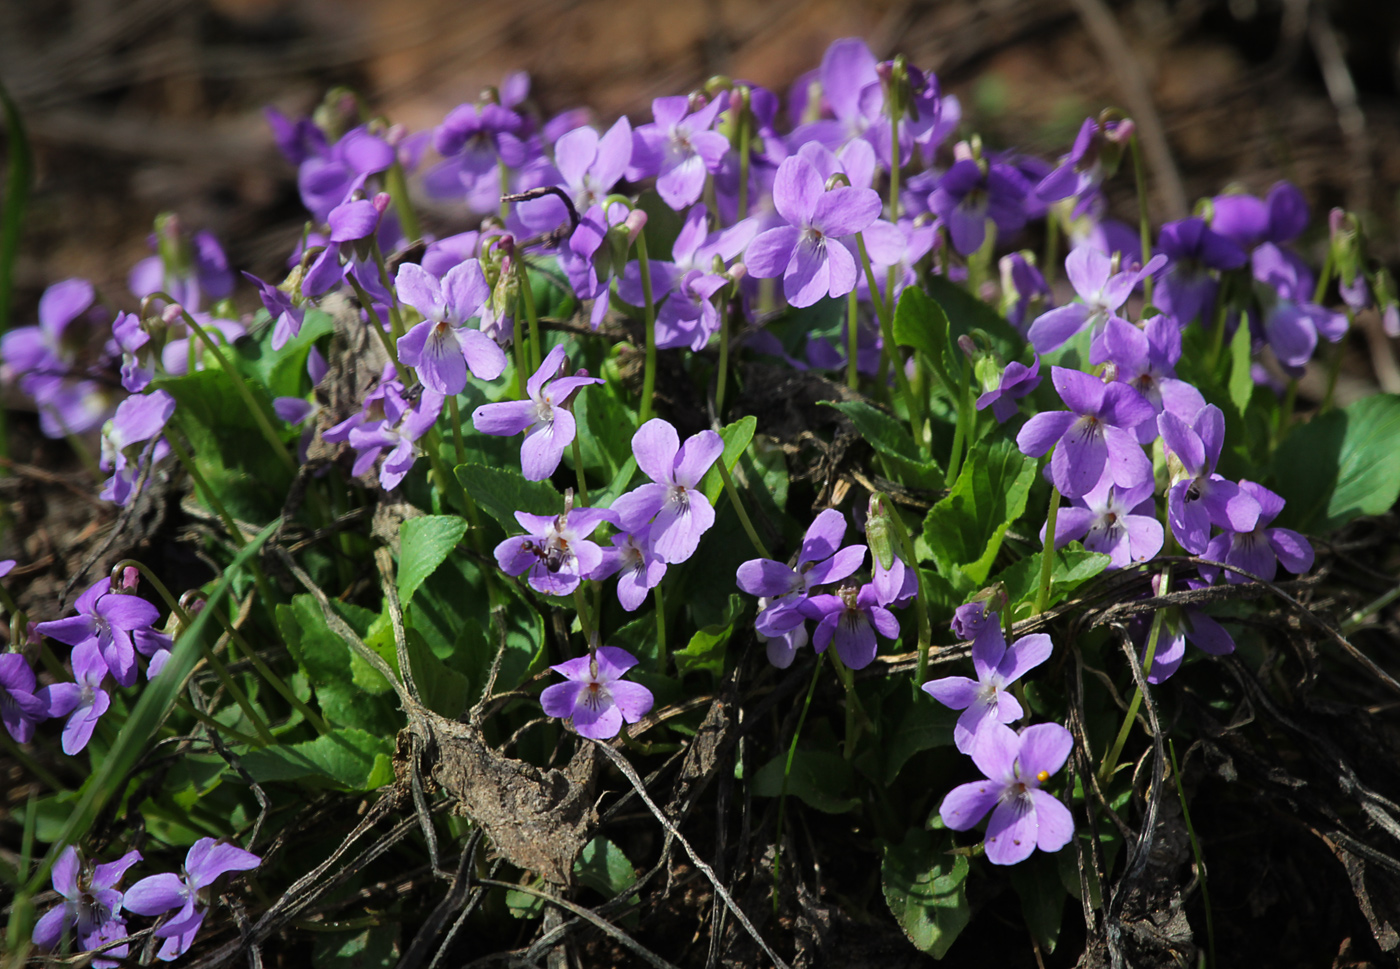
[0,33,1364,924]
[32,838,260,964]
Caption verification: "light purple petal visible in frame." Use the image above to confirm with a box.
[743,227,800,280]
[922,676,978,710]
[968,721,1020,783]
[520,409,574,481]
[650,489,715,564]
[813,186,881,237]
[772,155,822,228]
[671,430,723,487]
[997,633,1053,684]
[472,399,537,437]
[1017,722,1073,778]
[736,559,799,598]
[123,873,189,916]
[1028,304,1090,354]
[1269,528,1313,575]
[1030,788,1074,852]
[631,419,680,484]
[1016,411,1076,458]
[985,797,1038,865]
[940,779,1002,831]
[608,680,654,722]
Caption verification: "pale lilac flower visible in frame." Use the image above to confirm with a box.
[1146,605,1235,684]
[630,95,730,210]
[1252,243,1348,368]
[1027,246,1165,356]
[798,582,899,670]
[40,642,112,755]
[1202,480,1313,584]
[1016,366,1155,499]
[541,646,654,740]
[35,577,160,688]
[759,621,810,671]
[1043,476,1163,570]
[514,116,633,237]
[612,419,723,565]
[1100,315,1206,444]
[112,311,156,392]
[590,525,667,612]
[346,386,444,491]
[871,549,918,608]
[0,653,48,743]
[294,125,395,224]
[939,721,1074,866]
[494,506,615,597]
[129,226,234,311]
[976,355,1042,423]
[1158,405,1260,554]
[1153,218,1246,327]
[788,37,882,154]
[243,272,306,351]
[744,153,882,308]
[429,100,529,212]
[124,838,261,962]
[923,621,1052,752]
[99,390,176,507]
[1035,116,1133,215]
[1210,182,1308,252]
[472,344,602,481]
[737,508,867,637]
[951,601,997,642]
[33,846,142,968]
[395,261,506,394]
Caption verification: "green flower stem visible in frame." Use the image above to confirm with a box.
[715,457,770,559]
[165,426,245,548]
[1205,290,1232,377]
[888,109,901,221]
[1098,569,1170,787]
[830,650,864,760]
[1342,579,1400,635]
[945,362,973,484]
[184,589,331,735]
[572,584,595,647]
[772,650,826,909]
[636,229,659,426]
[423,429,476,521]
[846,288,860,391]
[715,292,732,418]
[1129,133,1154,305]
[1169,739,1215,969]
[447,397,467,467]
[857,234,927,450]
[346,275,404,376]
[497,158,511,221]
[736,88,751,222]
[1313,250,1335,306]
[653,584,667,673]
[570,431,589,507]
[517,256,543,373]
[512,300,528,400]
[1321,310,1353,413]
[155,295,297,475]
[883,500,933,685]
[111,561,276,746]
[384,160,421,245]
[1035,485,1062,615]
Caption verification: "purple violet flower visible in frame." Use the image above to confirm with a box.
[394,260,507,394]
[1252,242,1348,368]
[124,838,261,962]
[743,153,882,308]
[1202,479,1314,584]
[40,642,112,755]
[939,721,1075,866]
[630,95,730,210]
[1146,605,1235,684]
[345,386,444,491]
[1100,315,1206,444]
[514,116,633,238]
[1153,217,1247,327]
[0,653,48,743]
[591,524,667,612]
[612,419,724,565]
[33,845,142,968]
[928,154,1030,256]
[99,390,176,507]
[798,582,899,670]
[1027,246,1165,356]
[294,125,395,224]
[471,344,603,481]
[1043,476,1163,570]
[1210,182,1308,252]
[1016,366,1155,499]
[951,601,997,641]
[1158,404,1260,554]
[1035,116,1132,215]
[494,505,615,597]
[540,646,654,740]
[737,508,868,637]
[243,272,306,352]
[129,225,234,312]
[976,355,1042,423]
[35,577,160,688]
[923,619,1052,752]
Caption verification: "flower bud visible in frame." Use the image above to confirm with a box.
[866,493,896,571]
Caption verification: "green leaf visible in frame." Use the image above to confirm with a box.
[821,400,942,489]
[241,728,394,790]
[455,462,564,531]
[882,698,958,786]
[752,748,860,814]
[236,307,336,400]
[1326,394,1400,528]
[278,596,401,734]
[923,439,1037,588]
[1009,852,1066,953]
[398,515,467,606]
[574,837,637,898]
[574,383,639,479]
[364,612,471,718]
[881,826,971,959]
[893,286,953,387]
[1227,315,1254,418]
[312,923,399,969]
[701,415,757,503]
[995,542,1111,616]
[924,274,1023,358]
[674,614,735,679]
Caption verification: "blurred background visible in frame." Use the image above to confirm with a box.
[0,0,1397,389]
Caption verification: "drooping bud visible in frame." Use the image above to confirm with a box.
[866,493,896,571]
